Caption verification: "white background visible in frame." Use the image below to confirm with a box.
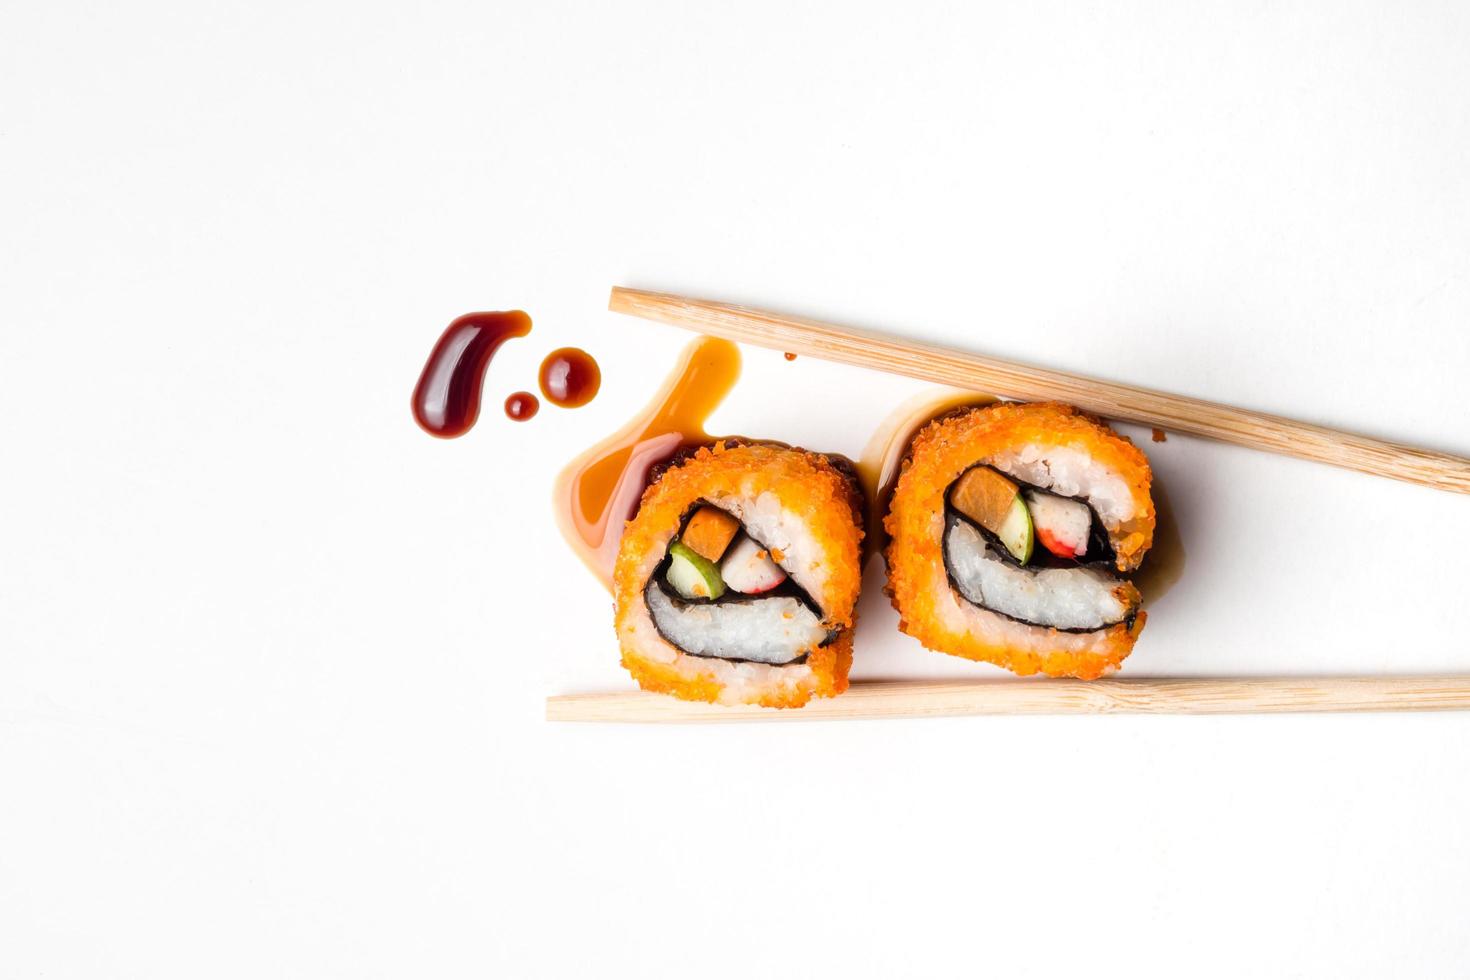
[4,1,1470,977]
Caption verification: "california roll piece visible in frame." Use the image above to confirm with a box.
[884,402,1154,679]
[614,441,865,708]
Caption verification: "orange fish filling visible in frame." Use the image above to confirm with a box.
[949,466,1019,536]
[680,505,741,562]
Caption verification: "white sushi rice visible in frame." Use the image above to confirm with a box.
[645,583,826,665]
[988,444,1137,529]
[933,574,1127,664]
[945,519,1132,630]
[922,498,1131,663]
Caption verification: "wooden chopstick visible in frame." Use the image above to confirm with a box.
[609,286,1470,495]
[547,675,1470,722]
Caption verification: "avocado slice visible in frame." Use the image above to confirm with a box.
[996,494,1033,564]
[666,541,726,600]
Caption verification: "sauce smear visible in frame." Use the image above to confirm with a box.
[505,392,539,421]
[554,337,740,589]
[539,348,601,408]
[1132,480,1185,605]
[412,311,532,437]
[854,389,996,559]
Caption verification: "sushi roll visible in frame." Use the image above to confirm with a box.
[614,441,864,708]
[884,402,1154,679]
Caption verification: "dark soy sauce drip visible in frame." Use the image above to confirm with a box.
[505,392,539,421]
[539,348,601,408]
[412,311,532,437]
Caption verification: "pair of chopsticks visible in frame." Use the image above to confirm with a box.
[545,286,1470,723]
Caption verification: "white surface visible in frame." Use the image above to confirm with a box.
[4,2,1470,977]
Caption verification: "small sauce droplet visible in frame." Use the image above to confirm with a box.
[412,311,532,437]
[783,352,797,361]
[505,392,539,421]
[539,348,601,408]
[554,337,740,590]
[1151,428,1167,442]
